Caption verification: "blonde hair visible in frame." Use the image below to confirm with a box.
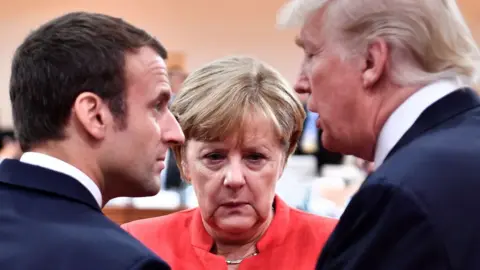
[277,0,480,86]
[170,56,306,175]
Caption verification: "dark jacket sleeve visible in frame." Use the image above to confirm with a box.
[129,256,171,270]
[316,182,451,270]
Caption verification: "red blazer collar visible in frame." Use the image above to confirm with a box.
[190,195,291,252]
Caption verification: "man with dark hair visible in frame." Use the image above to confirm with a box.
[0,11,184,269]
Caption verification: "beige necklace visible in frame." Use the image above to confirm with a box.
[225,252,258,265]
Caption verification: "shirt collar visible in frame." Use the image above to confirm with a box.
[20,152,102,207]
[374,80,461,168]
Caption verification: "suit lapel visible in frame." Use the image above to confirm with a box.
[0,159,100,211]
[385,88,480,161]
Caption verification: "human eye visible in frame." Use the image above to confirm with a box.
[152,91,170,113]
[202,152,227,167]
[305,51,314,58]
[304,50,317,61]
[204,152,225,161]
[154,100,167,112]
[245,152,266,164]
[304,45,322,60]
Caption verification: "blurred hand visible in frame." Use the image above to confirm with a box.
[0,138,22,159]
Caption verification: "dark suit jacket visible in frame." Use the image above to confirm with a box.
[316,88,480,270]
[0,159,170,270]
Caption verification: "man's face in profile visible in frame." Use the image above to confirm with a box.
[103,47,185,197]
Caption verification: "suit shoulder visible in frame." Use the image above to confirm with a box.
[17,225,166,269]
[392,125,480,168]
[127,255,170,270]
[376,131,480,189]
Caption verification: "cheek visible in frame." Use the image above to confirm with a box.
[309,59,332,101]
[189,162,223,215]
[311,58,356,108]
[249,169,277,193]
[130,110,161,140]
[310,57,328,80]
[152,117,161,134]
[189,162,210,194]
[151,113,165,138]
[248,164,281,210]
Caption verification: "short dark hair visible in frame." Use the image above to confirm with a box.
[10,12,167,151]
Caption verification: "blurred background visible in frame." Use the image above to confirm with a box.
[1,0,479,223]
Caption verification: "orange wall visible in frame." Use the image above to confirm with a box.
[0,0,479,127]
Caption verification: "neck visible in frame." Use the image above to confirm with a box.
[29,141,104,199]
[367,84,421,160]
[213,241,258,261]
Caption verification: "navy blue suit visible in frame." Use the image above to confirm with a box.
[316,89,480,269]
[0,159,170,270]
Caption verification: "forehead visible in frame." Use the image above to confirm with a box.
[190,114,282,149]
[124,46,169,97]
[234,115,276,141]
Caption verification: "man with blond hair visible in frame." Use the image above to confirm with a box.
[278,0,480,269]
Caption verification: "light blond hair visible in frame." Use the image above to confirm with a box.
[277,0,480,86]
[170,56,306,176]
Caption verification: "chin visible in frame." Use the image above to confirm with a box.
[128,180,161,197]
[142,187,161,197]
[322,133,348,154]
[216,216,257,235]
[144,182,161,196]
[321,134,337,151]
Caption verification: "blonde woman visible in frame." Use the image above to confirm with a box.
[123,56,337,269]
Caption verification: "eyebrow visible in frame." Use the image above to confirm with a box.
[151,88,171,107]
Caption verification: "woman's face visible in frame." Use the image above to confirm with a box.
[182,116,286,240]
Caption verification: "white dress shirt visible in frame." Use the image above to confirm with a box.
[374,80,462,169]
[20,152,102,207]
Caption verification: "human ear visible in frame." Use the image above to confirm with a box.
[362,38,388,89]
[72,92,112,140]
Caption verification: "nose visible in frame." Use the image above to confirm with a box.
[293,71,310,95]
[163,111,185,146]
[223,159,245,190]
